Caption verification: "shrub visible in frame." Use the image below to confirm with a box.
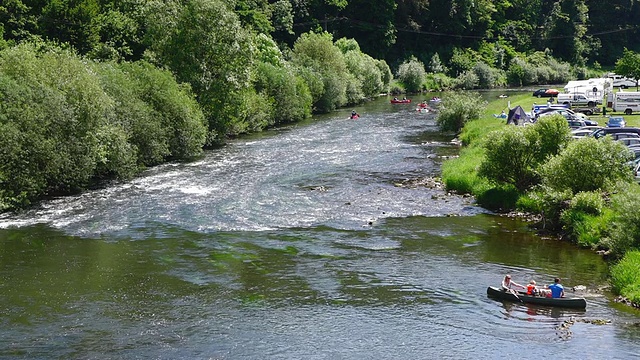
[375,60,393,93]
[254,62,312,125]
[455,70,479,90]
[476,184,520,211]
[397,56,426,93]
[436,91,486,133]
[224,88,273,135]
[428,53,447,73]
[472,62,506,89]
[529,115,572,163]
[343,49,384,99]
[475,115,569,193]
[540,137,633,194]
[478,126,539,192]
[119,61,207,160]
[559,191,608,246]
[604,185,640,258]
[424,73,455,91]
[517,187,572,230]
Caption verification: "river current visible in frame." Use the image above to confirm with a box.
[1,96,639,359]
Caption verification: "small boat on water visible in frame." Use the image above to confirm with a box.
[429,96,441,104]
[487,286,587,309]
[391,98,411,104]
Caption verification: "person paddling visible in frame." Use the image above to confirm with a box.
[548,278,565,298]
[501,275,525,293]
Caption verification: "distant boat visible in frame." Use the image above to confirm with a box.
[429,96,442,104]
[390,98,411,104]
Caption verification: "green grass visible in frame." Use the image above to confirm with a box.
[611,250,640,303]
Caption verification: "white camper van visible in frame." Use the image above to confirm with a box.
[610,74,638,89]
[612,91,640,114]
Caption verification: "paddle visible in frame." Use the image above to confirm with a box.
[510,289,524,303]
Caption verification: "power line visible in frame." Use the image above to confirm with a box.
[293,17,640,41]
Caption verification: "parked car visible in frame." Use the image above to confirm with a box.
[576,125,603,132]
[617,138,640,147]
[537,108,598,125]
[573,107,601,116]
[567,120,587,129]
[609,132,640,141]
[533,88,557,98]
[591,127,640,139]
[606,116,626,128]
[571,129,595,139]
[573,112,598,125]
[627,147,640,161]
[635,162,640,184]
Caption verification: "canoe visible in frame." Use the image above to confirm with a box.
[486,286,587,309]
[390,99,411,104]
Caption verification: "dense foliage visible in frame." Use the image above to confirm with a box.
[0,43,207,211]
[435,92,486,133]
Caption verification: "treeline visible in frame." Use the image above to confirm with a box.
[0,1,393,211]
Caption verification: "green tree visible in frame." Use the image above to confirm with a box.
[615,48,640,90]
[0,43,112,203]
[253,62,312,125]
[291,31,349,112]
[143,0,254,143]
[40,0,102,54]
[337,38,385,98]
[541,0,597,66]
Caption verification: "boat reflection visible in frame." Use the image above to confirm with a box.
[501,300,587,319]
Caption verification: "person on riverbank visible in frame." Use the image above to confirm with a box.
[501,275,525,293]
[548,278,565,298]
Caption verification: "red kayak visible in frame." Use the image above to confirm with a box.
[390,99,411,104]
[350,115,359,120]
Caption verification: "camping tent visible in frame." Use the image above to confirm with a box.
[506,105,529,125]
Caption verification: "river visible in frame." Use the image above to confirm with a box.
[1,95,639,359]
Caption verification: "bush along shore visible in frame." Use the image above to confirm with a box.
[438,91,640,305]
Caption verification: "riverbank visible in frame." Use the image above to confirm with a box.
[440,91,640,306]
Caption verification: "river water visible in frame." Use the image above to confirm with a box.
[1,96,639,359]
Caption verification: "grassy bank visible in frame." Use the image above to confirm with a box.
[441,91,640,303]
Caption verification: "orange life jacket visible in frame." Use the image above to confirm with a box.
[527,284,536,295]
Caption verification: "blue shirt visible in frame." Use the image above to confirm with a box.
[549,283,564,298]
